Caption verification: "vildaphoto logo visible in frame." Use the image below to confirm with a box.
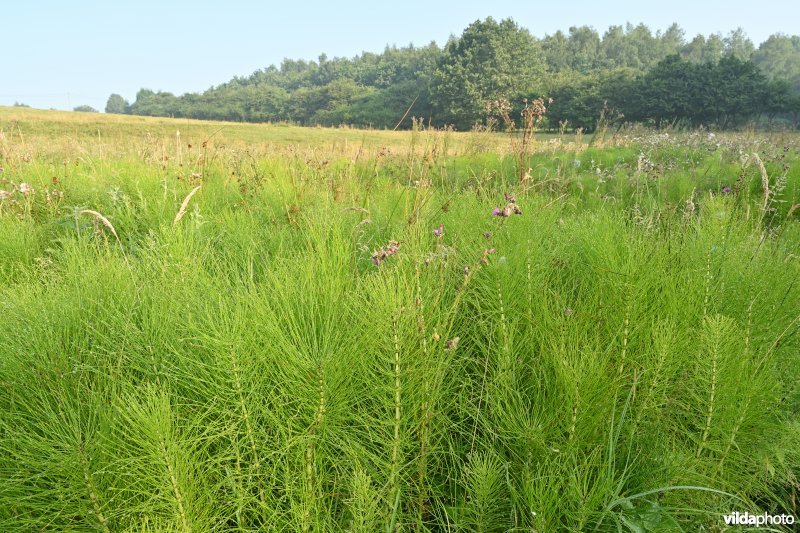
[722,511,795,527]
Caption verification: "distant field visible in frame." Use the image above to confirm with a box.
[1,106,511,154]
[1,108,799,531]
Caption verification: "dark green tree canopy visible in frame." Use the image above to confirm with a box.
[547,55,789,130]
[105,94,129,114]
[431,17,545,129]
[73,105,98,113]
[753,34,800,94]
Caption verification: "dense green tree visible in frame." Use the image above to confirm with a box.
[600,26,640,69]
[313,53,355,86]
[127,89,183,117]
[723,28,755,60]
[283,79,368,125]
[753,34,800,94]
[547,75,605,130]
[345,79,435,129]
[567,26,602,73]
[635,56,705,125]
[73,105,98,113]
[104,94,129,114]
[707,34,725,60]
[764,79,794,123]
[712,55,769,125]
[790,94,800,127]
[541,31,572,72]
[682,34,725,64]
[682,35,708,63]
[242,85,289,122]
[431,17,545,129]
[277,58,319,91]
[547,69,635,130]
[623,23,659,69]
[658,23,686,58]
[627,55,781,127]
[596,23,684,71]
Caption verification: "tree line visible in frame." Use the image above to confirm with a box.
[104,19,800,131]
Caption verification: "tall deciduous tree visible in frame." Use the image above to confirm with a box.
[753,34,800,94]
[104,94,129,114]
[723,28,755,60]
[542,31,571,72]
[431,17,545,129]
[567,26,601,73]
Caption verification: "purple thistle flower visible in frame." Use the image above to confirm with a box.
[371,240,401,266]
[721,186,732,194]
[433,224,444,238]
[493,193,523,218]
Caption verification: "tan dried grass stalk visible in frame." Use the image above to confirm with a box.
[341,207,370,215]
[751,153,770,217]
[78,209,137,278]
[173,185,202,226]
[78,210,120,242]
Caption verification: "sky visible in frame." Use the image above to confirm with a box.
[3,0,799,112]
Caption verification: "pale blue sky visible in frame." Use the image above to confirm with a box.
[3,0,798,112]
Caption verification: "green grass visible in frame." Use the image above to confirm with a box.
[1,109,799,531]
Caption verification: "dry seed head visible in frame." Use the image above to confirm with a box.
[173,185,202,226]
[78,210,120,241]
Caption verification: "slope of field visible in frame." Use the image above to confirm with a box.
[1,109,799,531]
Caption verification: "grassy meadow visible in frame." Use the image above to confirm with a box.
[1,106,799,531]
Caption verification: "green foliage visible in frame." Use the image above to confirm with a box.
[431,17,545,129]
[629,55,777,127]
[547,55,793,130]
[104,93,129,114]
[121,43,440,127]
[112,20,800,131]
[546,69,635,130]
[128,89,184,117]
[73,105,98,113]
[753,34,800,95]
[344,79,434,129]
[0,113,799,530]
